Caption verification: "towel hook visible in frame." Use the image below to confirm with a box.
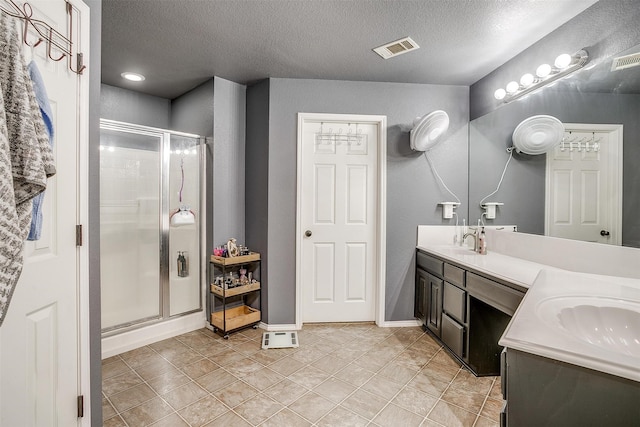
[19,2,42,47]
[66,2,85,74]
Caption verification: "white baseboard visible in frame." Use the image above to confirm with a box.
[262,320,422,331]
[378,319,422,328]
[102,312,206,359]
[260,322,297,331]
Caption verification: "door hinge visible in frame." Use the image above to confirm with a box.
[76,225,83,246]
[77,395,84,418]
[77,53,84,73]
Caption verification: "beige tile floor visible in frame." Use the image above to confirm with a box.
[102,323,502,427]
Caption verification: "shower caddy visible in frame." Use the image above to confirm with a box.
[208,252,261,338]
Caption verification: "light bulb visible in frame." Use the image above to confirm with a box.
[536,64,551,78]
[494,88,506,100]
[506,81,519,94]
[99,145,105,151]
[554,53,572,69]
[520,73,534,87]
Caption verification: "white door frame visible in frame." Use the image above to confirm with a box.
[295,113,386,329]
[545,123,623,245]
[0,0,90,423]
[75,0,91,420]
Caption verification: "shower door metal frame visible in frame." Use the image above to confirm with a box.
[100,119,205,336]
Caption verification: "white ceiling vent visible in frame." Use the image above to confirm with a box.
[373,37,419,59]
[611,52,640,71]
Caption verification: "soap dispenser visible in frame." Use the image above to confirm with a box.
[478,227,487,255]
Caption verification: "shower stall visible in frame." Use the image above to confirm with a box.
[99,120,204,335]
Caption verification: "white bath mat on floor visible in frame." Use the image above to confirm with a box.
[262,331,299,349]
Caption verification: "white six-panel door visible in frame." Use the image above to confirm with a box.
[0,0,89,425]
[297,114,386,324]
[545,124,622,245]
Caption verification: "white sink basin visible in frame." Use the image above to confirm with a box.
[501,269,640,382]
[536,296,640,357]
[433,246,477,257]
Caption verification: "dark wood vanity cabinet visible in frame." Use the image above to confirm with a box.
[416,251,466,359]
[415,249,525,376]
[501,349,640,426]
[426,273,443,337]
[414,268,428,325]
[414,263,443,337]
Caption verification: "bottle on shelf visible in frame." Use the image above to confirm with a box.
[177,251,189,277]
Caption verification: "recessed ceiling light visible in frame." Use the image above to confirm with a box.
[121,72,145,82]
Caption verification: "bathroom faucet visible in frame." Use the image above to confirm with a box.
[463,228,479,252]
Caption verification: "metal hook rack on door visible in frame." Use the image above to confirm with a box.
[315,122,364,146]
[0,0,86,74]
[560,131,602,152]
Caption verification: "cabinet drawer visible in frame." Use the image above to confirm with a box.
[443,281,466,324]
[467,272,524,316]
[417,251,443,276]
[444,263,465,287]
[442,313,465,358]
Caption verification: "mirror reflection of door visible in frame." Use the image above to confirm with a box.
[545,124,623,244]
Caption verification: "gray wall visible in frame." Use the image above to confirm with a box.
[469,91,640,247]
[171,79,214,137]
[247,78,469,323]
[471,0,640,119]
[100,84,171,128]
[245,80,270,321]
[212,77,246,248]
[84,0,102,424]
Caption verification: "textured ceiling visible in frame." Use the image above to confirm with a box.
[101,0,598,100]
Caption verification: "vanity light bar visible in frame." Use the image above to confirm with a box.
[495,49,589,103]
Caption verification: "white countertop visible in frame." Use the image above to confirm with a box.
[416,226,640,382]
[415,244,552,289]
[500,269,640,382]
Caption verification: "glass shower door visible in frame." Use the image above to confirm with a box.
[168,135,201,316]
[100,127,162,331]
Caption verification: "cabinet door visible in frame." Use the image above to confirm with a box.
[415,268,428,325]
[426,274,443,337]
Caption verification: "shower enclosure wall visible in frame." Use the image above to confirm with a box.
[100,120,204,335]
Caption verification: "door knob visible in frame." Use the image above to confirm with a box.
[600,230,610,236]
[305,230,312,237]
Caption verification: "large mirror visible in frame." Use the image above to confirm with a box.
[468,42,640,248]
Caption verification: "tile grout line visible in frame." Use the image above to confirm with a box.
[471,376,497,427]
[297,328,435,426]
[108,334,233,426]
[256,327,382,426]
[286,327,429,426]
[357,330,441,425]
[103,326,500,427]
